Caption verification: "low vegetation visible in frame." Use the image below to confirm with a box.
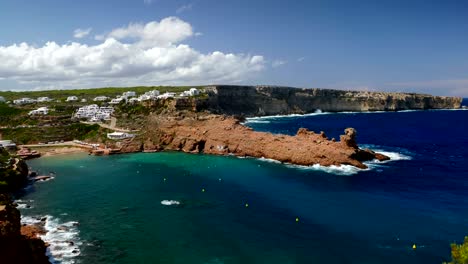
[444,237,468,264]
[1,123,103,144]
[0,148,27,191]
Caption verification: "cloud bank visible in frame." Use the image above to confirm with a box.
[0,17,264,90]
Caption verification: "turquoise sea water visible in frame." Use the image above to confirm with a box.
[19,109,468,264]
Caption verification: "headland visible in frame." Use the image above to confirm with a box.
[0,85,462,169]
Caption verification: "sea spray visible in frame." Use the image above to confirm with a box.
[21,215,82,264]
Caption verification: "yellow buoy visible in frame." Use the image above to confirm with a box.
[296,217,299,222]
[412,244,417,250]
[245,203,249,208]
[202,188,205,193]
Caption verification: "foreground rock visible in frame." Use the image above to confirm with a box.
[0,194,50,264]
[113,113,389,169]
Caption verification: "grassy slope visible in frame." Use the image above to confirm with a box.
[0,86,203,101]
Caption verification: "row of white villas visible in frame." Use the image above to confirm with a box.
[13,98,37,105]
[74,104,114,122]
[28,107,49,116]
[13,97,54,105]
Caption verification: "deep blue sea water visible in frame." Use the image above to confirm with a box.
[18,107,468,264]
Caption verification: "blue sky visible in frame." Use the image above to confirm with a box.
[0,0,467,96]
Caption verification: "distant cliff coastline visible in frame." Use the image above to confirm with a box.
[204,85,462,116]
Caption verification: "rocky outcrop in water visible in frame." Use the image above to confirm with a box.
[113,113,389,169]
[204,85,462,116]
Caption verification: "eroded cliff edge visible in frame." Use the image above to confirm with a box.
[204,85,462,116]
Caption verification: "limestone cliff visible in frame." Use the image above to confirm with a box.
[204,85,462,116]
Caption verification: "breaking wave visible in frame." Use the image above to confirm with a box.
[161,200,181,206]
[255,145,413,176]
[21,215,81,264]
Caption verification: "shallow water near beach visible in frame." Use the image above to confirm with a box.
[20,108,468,264]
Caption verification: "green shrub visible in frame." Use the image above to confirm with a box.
[445,236,468,264]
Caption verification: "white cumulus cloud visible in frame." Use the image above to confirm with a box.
[272,60,287,68]
[104,17,193,48]
[73,28,92,39]
[0,17,265,90]
[176,4,193,14]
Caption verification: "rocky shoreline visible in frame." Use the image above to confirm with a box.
[0,147,52,263]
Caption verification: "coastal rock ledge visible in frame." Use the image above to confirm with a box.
[115,114,389,169]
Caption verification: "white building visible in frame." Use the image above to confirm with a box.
[37,97,53,102]
[109,98,124,105]
[107,132,135,140]
[74,105,114,121]
[122,91,136,97]
[81,99,87,103]
[28,107,49,116]
[93,96,109,102]
[66,96,79,102]
[0,96,5,103]
[0,140,16,148]
[179,88,200,97]
[13,98,36,105]
[189,88,200,96]
[146,90,160,97]
[157,92,176,99]
[137,90,160,101]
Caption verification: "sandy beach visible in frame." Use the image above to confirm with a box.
[30,146,89,157]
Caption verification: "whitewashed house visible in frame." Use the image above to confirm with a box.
[146,90,160,97]
[157,92,176,99]
[138,90,159,101]
[93,96,109,102]
[81,99,87,103]
[179,88,200,97]
[13,98,36,105]
[189,88,200,96]
[109,98,124,105]
[107,132,135,140]
[0,96,5,103]
[28,107,49,115]
[66,96,79,102]
[37,97,53,102]
[123,91,136,97]
[0,140,16,148]
[74,104,114,121]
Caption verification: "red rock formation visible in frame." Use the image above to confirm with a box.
[115,113,389,169]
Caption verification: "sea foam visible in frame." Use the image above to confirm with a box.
[254,145,412,176]
[21,215,81,264]
[161,200,181,206]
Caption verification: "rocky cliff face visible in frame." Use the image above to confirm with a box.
[204,85,462,116]
[0,194,50,264]
[0,148,51,264]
